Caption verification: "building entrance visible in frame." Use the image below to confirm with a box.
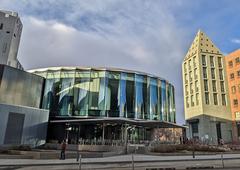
[216,122,222,144]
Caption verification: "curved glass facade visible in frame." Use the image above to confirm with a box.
[32,67,176,123]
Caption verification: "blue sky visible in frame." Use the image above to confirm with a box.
[1,0,240,124]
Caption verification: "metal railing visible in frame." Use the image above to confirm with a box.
[76,139,152,146]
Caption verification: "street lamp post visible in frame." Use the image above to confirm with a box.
[66,124,72,144]
[124,125,134,154]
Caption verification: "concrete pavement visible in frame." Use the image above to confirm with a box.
[1,159,240,170]
[0,153,240,168]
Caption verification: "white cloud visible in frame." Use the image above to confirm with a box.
[231,38,240,44]
[2,0,190,124]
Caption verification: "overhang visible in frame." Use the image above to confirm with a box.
[49,117,185,129]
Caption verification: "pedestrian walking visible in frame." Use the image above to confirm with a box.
[60,139,67,160]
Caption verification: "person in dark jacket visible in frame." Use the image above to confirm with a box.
[60,140,67,160]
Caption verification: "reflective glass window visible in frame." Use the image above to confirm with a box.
[58,71,75,116]
[158,80,163,120]
[42,71,61,116]
[106,72,120,117]
[73,70,90,116]
[119,73,127,117]
[167,83,172,121]
[135,75,146,119]
[168,84,175,122]
[161,80,167,121]
[35,68,176,123]
[170,85,176,122]
[149,78,158,120]
[126,73,135,118]
[88,71,107,116]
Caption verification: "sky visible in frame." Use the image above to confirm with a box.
[1,0,240,124]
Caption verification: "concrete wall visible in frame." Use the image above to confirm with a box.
[0,10,22,69]
[0,103,49,147]
[187,115,232,144]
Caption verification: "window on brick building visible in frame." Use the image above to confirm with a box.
[236,57,240,64]
[233,99,238,106]
[232,86,236,94]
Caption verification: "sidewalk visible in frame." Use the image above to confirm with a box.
[1,153,240,166]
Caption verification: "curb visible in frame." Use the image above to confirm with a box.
[1,156,240,167]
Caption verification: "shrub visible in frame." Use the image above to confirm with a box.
[150,144,228,153]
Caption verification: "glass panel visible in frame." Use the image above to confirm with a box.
[167,83,172,121]
[169,85,175,122]
[42,79,60,110]
[161,80,167,121]
[58,71,75,116]
[88,71,107,116]
[143,76,148,119]
[135,74,144,119]
[126,73,135,118]
[73,70,90,116]
[119,73,127,117]
[106,72,120,117]
[149,78,158,120]
[43,71,61,116]
[145,77,150,120]
[158,80,163,120]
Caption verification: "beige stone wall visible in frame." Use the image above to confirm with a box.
[182,30,231,121]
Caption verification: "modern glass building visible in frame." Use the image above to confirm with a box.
[30,67,179,143]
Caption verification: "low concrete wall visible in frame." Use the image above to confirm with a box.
[45,143,125,153]
[6,149,123,159]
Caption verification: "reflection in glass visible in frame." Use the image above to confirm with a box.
[166,82,170,121]
[135,75,144,119]
[119,73,127,117]
[106,72,120,117]
[33,68,176,123]
[88,71,106,116]
[161,80,167,121]
[169,85,176,122]
[158,80,163,120]
[42,71,61,116]
[58,71,75,116]
[150,78,158,120]
[73,71,90,116]
[126,73,135,118]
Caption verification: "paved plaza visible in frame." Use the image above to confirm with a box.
[1,153,240,169]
